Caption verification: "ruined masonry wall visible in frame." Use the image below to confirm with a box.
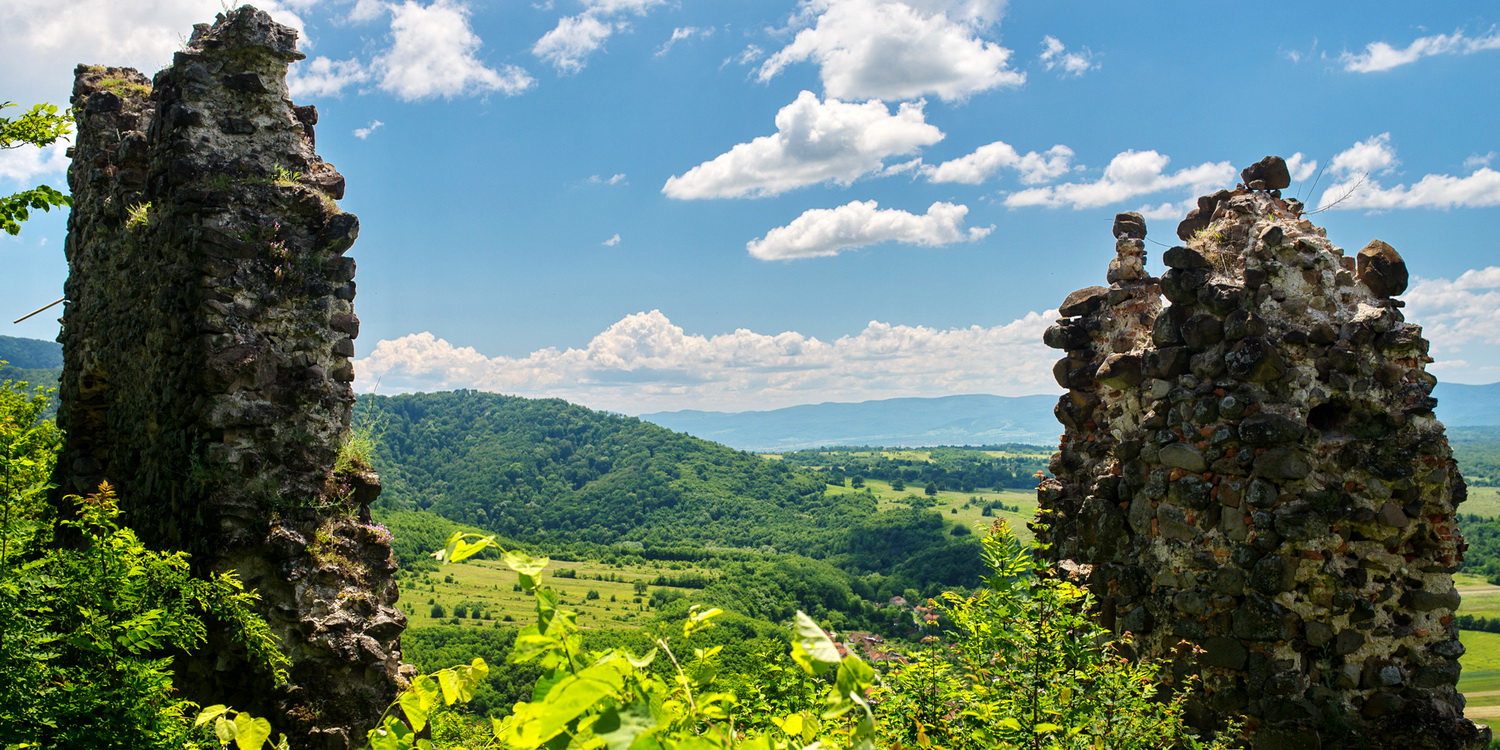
[1038,157,1489,750]
[55,8,403,749]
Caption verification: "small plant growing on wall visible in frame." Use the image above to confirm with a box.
[125,201,151,231]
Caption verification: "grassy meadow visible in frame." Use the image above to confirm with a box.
[824,477,1040,542]
[400,555,714,630]
[1463,486,1500,517]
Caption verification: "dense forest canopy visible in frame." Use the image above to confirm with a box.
[367,391,878,555]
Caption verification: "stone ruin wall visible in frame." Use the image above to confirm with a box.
[54,8,403,749]
[1038,156,1489,749]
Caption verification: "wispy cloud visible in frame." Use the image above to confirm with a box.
[588,173,628,185]
[352,120,385,139]
[747,200,991,260]
[1341,26,1500,72]
[1038,35,1097,76]
[354,308,1058,412]
[533,0,666,73]
[656,26,712,57]
[602,233,622,246]
[663,91,943,199]
[758,0,1023,102]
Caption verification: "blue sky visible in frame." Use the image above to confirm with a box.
[2,1,1498,414]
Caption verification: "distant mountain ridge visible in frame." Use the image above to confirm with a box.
[641,383,1500,452]
[640,394,1062,451]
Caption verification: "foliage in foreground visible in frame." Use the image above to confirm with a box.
[322,523,1237,750]
[0,101,73,235]
[874,525,1238,750]
[0,377,288,749]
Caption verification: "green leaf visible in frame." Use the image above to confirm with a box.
[195,704,231,728]
[505,550,550,576]
[1035,722,1063,733]
[834,655,875,701]
[625,647,657,669]
[233,713,273,750]
[215,715,237,744]
[791,611,840,674]
[398,689,429,733]
[595,702,657,750]
[437,668,462,705]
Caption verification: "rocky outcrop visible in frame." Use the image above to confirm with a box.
[55,7,402,748]
[1038,156,1489,749]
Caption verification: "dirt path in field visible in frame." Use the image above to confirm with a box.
[1462,704,1500,720]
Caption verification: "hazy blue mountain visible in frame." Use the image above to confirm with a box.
[639,394,1064,451]
[1435,382,1500,427]
[643,384,1500,452]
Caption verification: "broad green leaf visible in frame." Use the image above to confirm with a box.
[368,716,415,750]
[438,668,461,704]
[835,655,875,700]
[215,716,237,744]
[793,612,840,665]
[233,713,272,750]
[594,702,657,750]
[437,531,464,563]
[398,689,429,733]
[505,550,550,576]
[195,705,230,728]
[1035,722,1063,733]
[625,647,657,669]
[451,536,492,563]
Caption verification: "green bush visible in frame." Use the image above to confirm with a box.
[0,378,286,749]
[874,521,1238,749]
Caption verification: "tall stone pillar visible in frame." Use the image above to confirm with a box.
[1038,157,1489,749]
[55,8,403,748]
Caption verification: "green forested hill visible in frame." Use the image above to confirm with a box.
[0,335,62,386]
[363,390,878,556]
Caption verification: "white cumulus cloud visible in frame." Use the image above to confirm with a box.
[377,0,534,100]
[1341,27,1500,73]
[290,56,372,98]
[602,233,622,246]
[1004,150,1235,210]
[757,0,1024,102]
[663,91,943,199]
[1038,35,1097,76]
[1285,151,1319,183]
[923,141,1073,185]
[1318,134,1500,211]
[747,200,991,260]
[0,0,310,108]
[354,308,1058,413]
[0,141,70,186]
[1405,268,1500,381]
[533,0,666,73]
